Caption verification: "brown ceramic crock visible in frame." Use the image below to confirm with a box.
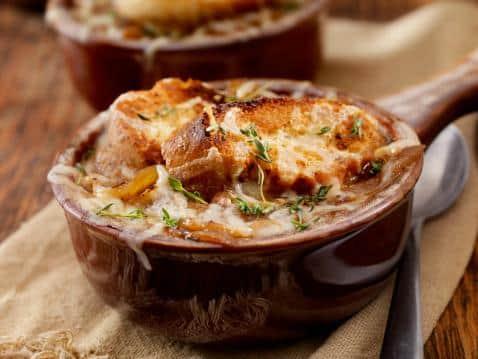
[45,0,329,111]
[50,51,478,344]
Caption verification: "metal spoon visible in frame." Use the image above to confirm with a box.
[380,124,470,359]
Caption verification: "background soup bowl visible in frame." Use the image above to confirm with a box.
[46,0,329,110]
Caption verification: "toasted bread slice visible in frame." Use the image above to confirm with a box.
[161,97,395,199]
[94,79,221,182]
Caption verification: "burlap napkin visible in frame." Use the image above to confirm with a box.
[1,2,478,358]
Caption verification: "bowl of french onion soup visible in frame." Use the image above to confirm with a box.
[45,0,329,110]
[48,78,423,343]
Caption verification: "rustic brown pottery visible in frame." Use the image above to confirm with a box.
[46,0,329,110]
[51,51,478,344]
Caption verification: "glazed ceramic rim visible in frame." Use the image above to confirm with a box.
[46,0,329,52]
[51,79,423,253]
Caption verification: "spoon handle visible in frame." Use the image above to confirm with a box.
[379,49,478,145]
[380,219,424,359]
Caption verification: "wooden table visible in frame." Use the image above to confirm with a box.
[0,2,476,358]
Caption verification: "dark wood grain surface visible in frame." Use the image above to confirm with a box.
[0,2,476,358]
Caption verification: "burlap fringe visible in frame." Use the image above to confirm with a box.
[0,331,108,359]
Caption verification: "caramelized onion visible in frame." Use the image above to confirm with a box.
[108,166,159,201]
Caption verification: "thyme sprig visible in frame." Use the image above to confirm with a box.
[225,96,238,103]
[96,203,147,220]
[350,118,363,138]
[158,105,176,117]
[142,22,160,37]
[240,124,272,163]
[75,163,87,184]
[168,176,207,204]
[292,218,310,231]
[288,202,309,231]
[311,185,332,202]
[286,185,332,231]
[287,196,305,214]
[253,138,272,163]
[136,106,176,122]
[161,208,179,228]
[287,185,332,211]
[369,159,384,175]
[235,198,272,217]
[240,124,259,138]
[360,159,384,177]
[317,126,331,135]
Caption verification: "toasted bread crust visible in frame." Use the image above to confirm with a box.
[94,79,221,181]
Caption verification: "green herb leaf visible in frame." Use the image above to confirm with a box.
[225,96,238,103]
[168,176,207,204]
[125,209,147,219]
[350,118,363,138]
[311,185,332,202]
[96,203,147,220]
[369,159,384,175]
[292,219,309,231]
[287,185,332,213]
[287,196,305,214]
[317,126,331,135]
[235,197,249,213]
[161,208,179,228]
[96,203,114,216]
[235,197,270,217]
[240,124,259,138]
[253,138,272,163]
[136,113,151,121]
[158,105,176,117]
[206,124,226,134]
[235,197,254,215]
[241,124,272,163]
[142,22,160,37]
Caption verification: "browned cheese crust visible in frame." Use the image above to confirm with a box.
[161,97,396,199]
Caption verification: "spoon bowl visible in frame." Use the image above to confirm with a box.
[413,125,470,220]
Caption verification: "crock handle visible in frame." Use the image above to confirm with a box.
[378,50,478,145]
